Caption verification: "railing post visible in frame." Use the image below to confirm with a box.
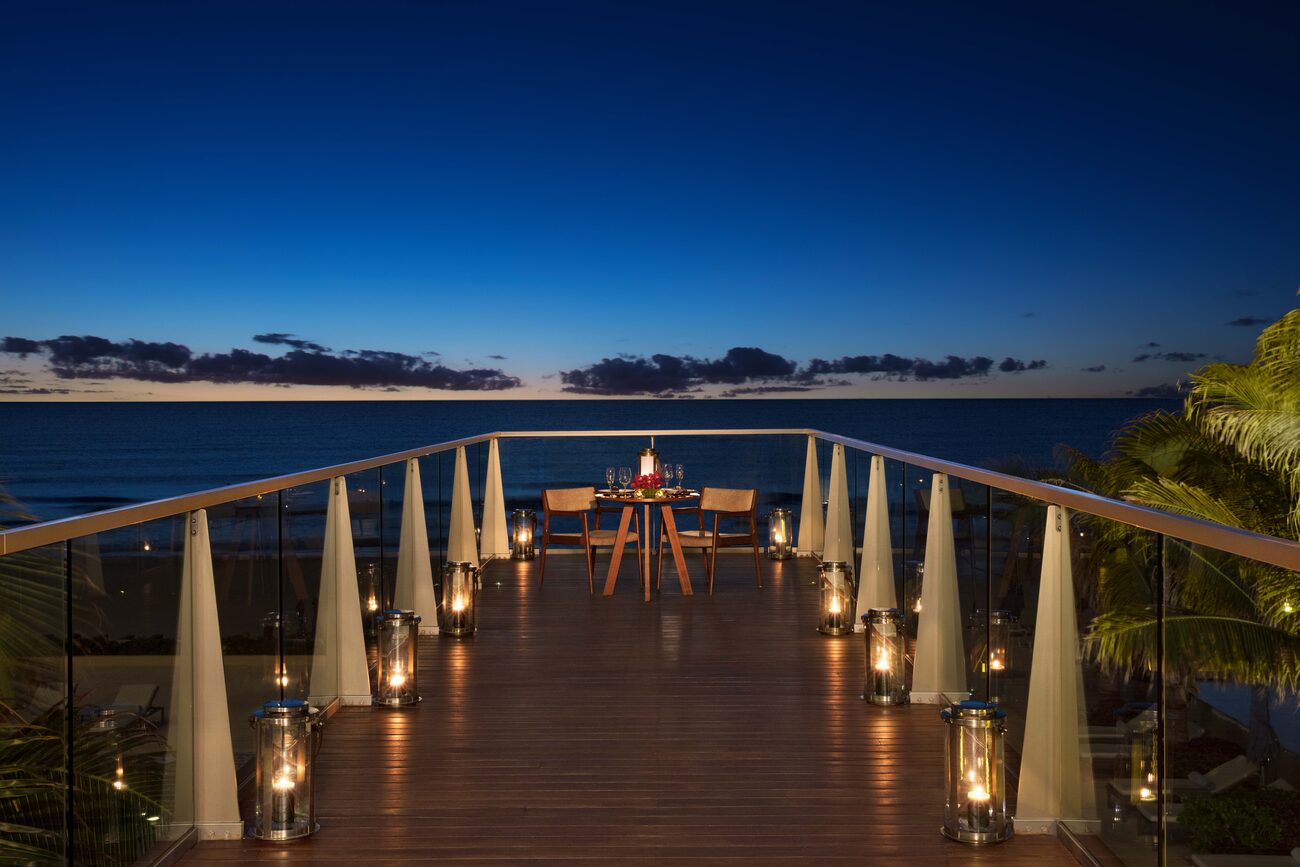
[1015,505,1097,833]
[309,477,372,706]
[797,435,824,557]
[479,438,510,559]
[854,454,897,630]
[448,446,480,566]
[911,473,969,703]
[823,443,854,569]
[168,509,241,839]
[395,458,439,634]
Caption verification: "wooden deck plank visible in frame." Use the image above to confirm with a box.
[180,555,1077,865]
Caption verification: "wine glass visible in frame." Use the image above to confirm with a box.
[618,467,632,492]
[675,463,684,490]
[605,467,616,492]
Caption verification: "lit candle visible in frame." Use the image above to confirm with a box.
[366,594,379,613]
[873,653,892,698]
[966,783,991,831]
[989,656,1004,671]
[112,756,126,791]
[271,767,296,829]
[389,665,406,690]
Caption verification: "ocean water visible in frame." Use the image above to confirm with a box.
[0,398,1175,523]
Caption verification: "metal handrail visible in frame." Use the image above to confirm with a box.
[0,427,1297,572]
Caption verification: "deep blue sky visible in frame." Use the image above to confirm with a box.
[1,0,1296,399]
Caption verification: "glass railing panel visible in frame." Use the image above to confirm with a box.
[1055,511,1159,866]
[347,469,383,634]
[281,480,328,706]
[379,460,406,610]
[206,494,281,765]
[0,540,68,863]
[1159,540,1298,864]
[955,479,992,701]
[70,517,190,864]
[901,466,930,621]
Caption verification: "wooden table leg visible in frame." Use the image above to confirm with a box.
[602,506,634,596]
[642,503,652,602]
[661,505,693,596]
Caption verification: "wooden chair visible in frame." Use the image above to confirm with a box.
[657,487,761,594]
[539,486,642,592]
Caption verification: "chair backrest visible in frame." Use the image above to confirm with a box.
[543,486,596,514]
[700,487,756,513]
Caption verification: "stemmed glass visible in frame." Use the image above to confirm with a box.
[605,467,616,492]
[675,463,684,491]
[618,467,632,492]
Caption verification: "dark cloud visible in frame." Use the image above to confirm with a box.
[1132,351,1206,364]
[561,347,798,395]
[253,332,330,352]
[1,334,521,392]
[1081,365,1107,373]
[719,385,820,397]
[0,386,71,395]
[565,346,1052,394]
[1022,312,1036,318]
[1,337,42,356]
[809,353,1027,381]
[1129,382,1190,398]
[487,354,507,360]
[1143,342,1161,348]
[1228,316,1269,327]
[998,357,1048,373]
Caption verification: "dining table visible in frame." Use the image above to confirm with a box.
[597,489,698,602]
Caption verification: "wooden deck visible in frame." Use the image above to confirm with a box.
[182,555,1076,866]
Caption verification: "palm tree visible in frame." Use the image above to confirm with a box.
[1061,308,1300,744]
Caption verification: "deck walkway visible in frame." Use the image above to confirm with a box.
[182,555,1075,866]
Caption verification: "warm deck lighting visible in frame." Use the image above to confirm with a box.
[987,610,1016,704]
[250,699,321,841]
[512,509,536,560]
[941,701,1011,844]
[863,608,907,705]
[767,508,793,560]
[817,562,853,636]
[1125,713,1159,805]
[375,609,421,706]
[442,561,479,637]
[112,755,126,791]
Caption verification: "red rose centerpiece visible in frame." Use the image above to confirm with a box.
[633,472,663,499]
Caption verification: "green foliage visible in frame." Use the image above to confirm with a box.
[1181,788,1300,854]
[0,702,170,866]
[1062,309,1300,692]
[0,488,173,865]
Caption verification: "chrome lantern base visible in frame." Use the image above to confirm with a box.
[250,820,320,843]
[939,823,1013,845]
[817,622,854,637]
[375,694,422,708]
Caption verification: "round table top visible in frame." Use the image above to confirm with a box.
[595,489,699,504]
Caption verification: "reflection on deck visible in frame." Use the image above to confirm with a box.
[182,555,1073,865]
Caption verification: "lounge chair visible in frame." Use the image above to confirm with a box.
[105,683,165,725]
